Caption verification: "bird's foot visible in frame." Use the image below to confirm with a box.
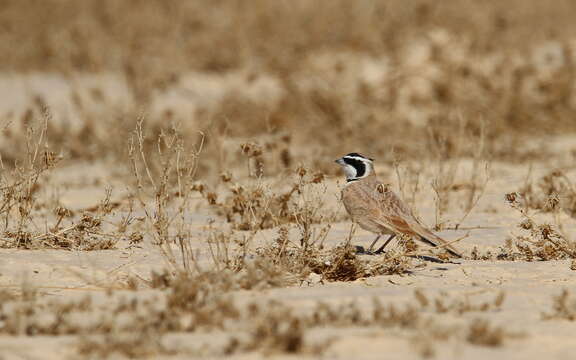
[354,245,371,255]
[372,247,387,255]
[355,245,386,256]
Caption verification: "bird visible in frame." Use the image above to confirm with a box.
[334,152,462,258]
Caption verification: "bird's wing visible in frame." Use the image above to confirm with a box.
[368,183,462,257]
[370,187,419,235]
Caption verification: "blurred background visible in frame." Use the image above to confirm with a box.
[2,0,576,175]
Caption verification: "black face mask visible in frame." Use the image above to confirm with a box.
[343,157,366,178]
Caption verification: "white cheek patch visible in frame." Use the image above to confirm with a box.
[343,164,357,179]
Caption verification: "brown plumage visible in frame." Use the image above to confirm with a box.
[336,153,462,258]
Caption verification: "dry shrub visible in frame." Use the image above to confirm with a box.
[195,161,332,231]
[126,124,413,286]
[126,122,333,279]
[469,246,496,261]
[0,118,126,250]
[77,331,173,359]
[241,301,306,355]
[0,229,418,339]
[369,251,416,276]
[231,297,425,355]
[178,226,412,291]
[502,192,576,261]
[128,117,204,265]
[2,213,117,250]
[2,0,576,77]
[415,290,506,315]
[0,273,242,336]
[426,118,492,229]
[466,319,511,347]
[411,292,517,354]
[254,227,321,283]
[1,187,127,250]
[519,170,576,217]
[160,259,293,298]
[310,298,422,329]
[250,225,413,285]
[310,244,413,282]
[2,1,576,173]
[542,289,576,321]
[0,115,56,231]
[0,281,519,358]
[312,244,365,282]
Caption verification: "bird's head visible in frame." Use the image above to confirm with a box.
[334,153,374,182]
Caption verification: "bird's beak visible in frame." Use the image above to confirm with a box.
[334,158,343,164]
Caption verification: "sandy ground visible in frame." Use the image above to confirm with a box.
[2,67,576,360]
[2,155,576,360]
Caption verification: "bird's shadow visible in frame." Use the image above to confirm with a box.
[354,245,459,266]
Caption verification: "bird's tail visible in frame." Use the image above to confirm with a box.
[418,231,463,258]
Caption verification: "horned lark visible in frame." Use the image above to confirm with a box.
[335,153,462,258]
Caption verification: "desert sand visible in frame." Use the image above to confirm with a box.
[2,157,576,360]
[3,1,576,358]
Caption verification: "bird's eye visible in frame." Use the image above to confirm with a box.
[376,184,389,193]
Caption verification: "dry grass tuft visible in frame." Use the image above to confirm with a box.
[415,290,506,315]
[466,319,511,347]
[542,289,576,321]
[77,331,174,359]
[0,279,520,358]
[315,244,366,282]
[310,244,414,282]
[0,119,128,250]
[503,192,576,261]
[194,163,332,231]
[243,302,306,355]
[519,170,576,217]
[252,230,413,284]
[2,1,576,172]
[411,292,516,354]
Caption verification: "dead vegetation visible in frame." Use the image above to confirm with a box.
[161,225,413,290]
[0,118,129,250]
[0,116,417,292]
[502,191,576,261]
[414,289,506,315]
[124,121,413,286]
[1,1,575,358]
[426,117,492,230]
[465,319,512,347]
[0,282,518,358]
[77,331,174,359]
[467,187,576,262]
[193,162,333,231]
[518,170,576,218]
[542,289,576,321]
[310,243,415,282]
[2,1,576,171]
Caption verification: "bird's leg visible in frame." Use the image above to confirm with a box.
[368,235,381,252]
[374,234,396,254]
